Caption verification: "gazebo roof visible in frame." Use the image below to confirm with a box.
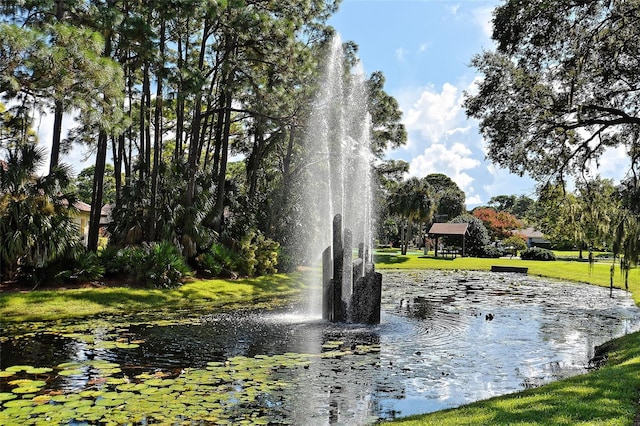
[428,223,469,236]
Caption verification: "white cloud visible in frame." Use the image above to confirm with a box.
[588,146,630,182]
[402,82,469,145]
[395,47,407,62]
[466,194,483,206]
[408,142,480,196]
[392,77,537,208]
[472,6,494,41]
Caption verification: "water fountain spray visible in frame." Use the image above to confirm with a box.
[302,35,381,324]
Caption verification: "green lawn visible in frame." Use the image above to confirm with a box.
[0,273,306,322]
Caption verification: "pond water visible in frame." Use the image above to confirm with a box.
[1,270,639,425]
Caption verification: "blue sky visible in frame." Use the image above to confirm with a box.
[329,0,537,206]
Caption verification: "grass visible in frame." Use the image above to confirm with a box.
[376,250,640,425]
[0,273,306,322]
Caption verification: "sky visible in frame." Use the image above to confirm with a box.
[328,0,536,207]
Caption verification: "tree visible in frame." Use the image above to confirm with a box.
[465,0,640,276]
[75,165,117,205]
[367,71,407,158]
[389,177,435,255]
[424,173,466,220]
[465,0,640,184]
[0,22,124,174]
[0,143,81,282]
[472,207,522,241]
[445,214,490,257]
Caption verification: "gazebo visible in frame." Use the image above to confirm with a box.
[428,223,469,257]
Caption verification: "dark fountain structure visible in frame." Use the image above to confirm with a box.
[322,214,382,324]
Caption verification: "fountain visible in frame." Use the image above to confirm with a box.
[302,35,381,324]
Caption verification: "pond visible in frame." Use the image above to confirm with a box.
[1,270,639,425]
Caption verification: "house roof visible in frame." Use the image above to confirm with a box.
[519,227,546,239]
[428,223,469,236]
[73,201,92,212]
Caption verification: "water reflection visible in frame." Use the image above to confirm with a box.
[1,270,639,425]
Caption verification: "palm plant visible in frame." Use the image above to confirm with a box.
[389,177,435,255]
[0,143,82,282]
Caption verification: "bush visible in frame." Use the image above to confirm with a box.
[56,252,105,282]
[237,230,279,277]
[195,243,240,278]
[480,245,505,258]
[521,247,556,261]
[140,242,192,288]
[100,242,191,288]
[502,235,528,255]
[100,246,127,276]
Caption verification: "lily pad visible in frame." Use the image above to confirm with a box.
[95,397,125,407]
[5,365,32,372]
[11,386,41,394]
[144,378,173,387]
[56,362,82,369]
[0,392,18,402]
[31,394,52,405]
[58,368,85,376]
[3,398,33,408]
[64,399,94,409]
[8,379,46,388]
[24,367,53,375]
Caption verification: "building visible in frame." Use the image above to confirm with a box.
[71,201,92,246]
[519,227,552,249]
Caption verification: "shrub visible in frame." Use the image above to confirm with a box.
[195,243,240,278]
[480,245,505,258]
[99,242,191,288]
[254,234,279,276]
[56,252,105,282]
[237,230,279,277]
[100,246,127,276]
[502,235,528,256]
[140,241,192,288]
[521,247,556,261]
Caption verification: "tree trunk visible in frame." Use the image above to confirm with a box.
[148,18,165,242]
[185,19,211,207]
[175,36,184,161]
[87,3,113,252]
[88,131,108,252]
[212,84,233,234]
[48,100,63,174]
[247,122,264,200]
[48,0,66,174]
[112,133,124,209]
